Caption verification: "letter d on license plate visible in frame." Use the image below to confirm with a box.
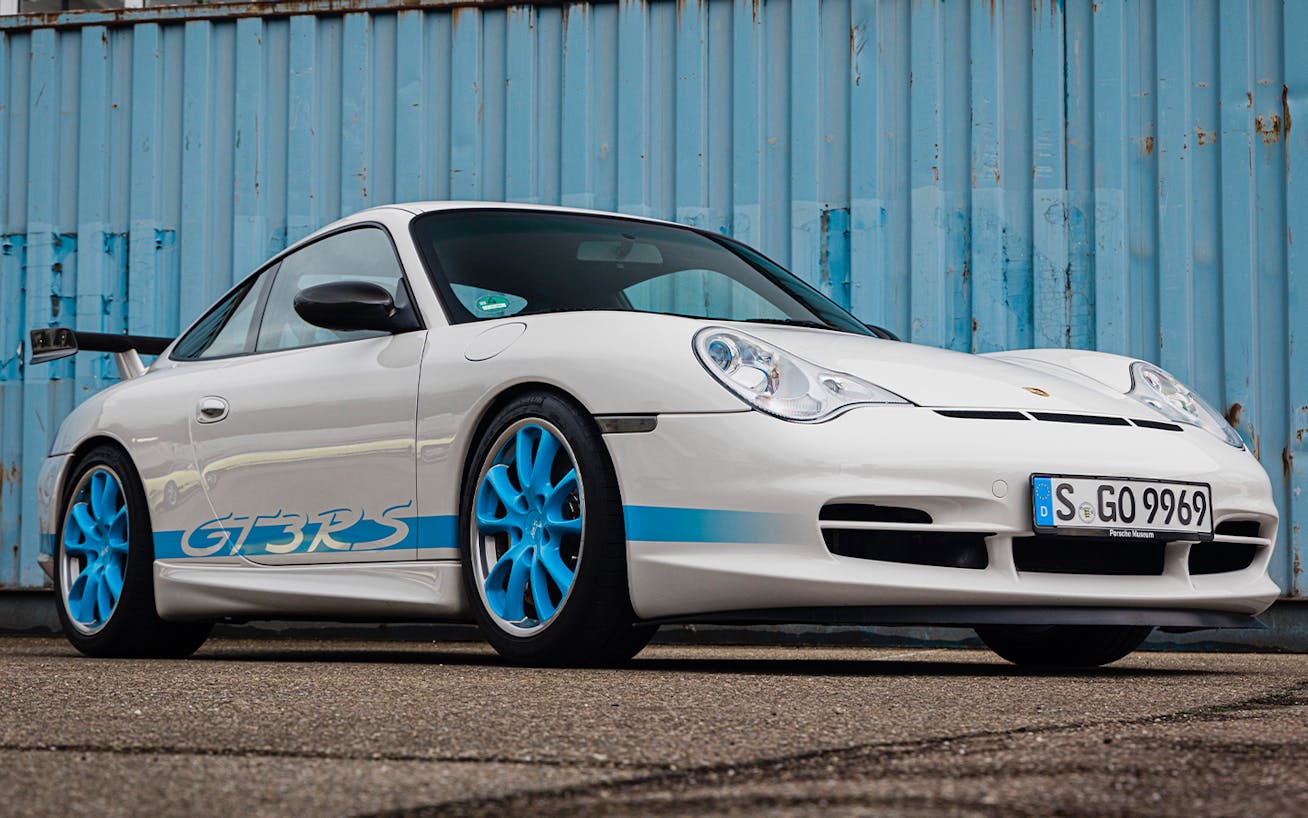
[1031,474,1213,540]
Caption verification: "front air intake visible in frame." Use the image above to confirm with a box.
[1188,542,1258,575]
[1012,535,1166,576]
[1214,519,1262,538]
[822,529,990,569]
[819,504,932,525]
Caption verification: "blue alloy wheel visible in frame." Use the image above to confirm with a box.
[59,467,130,635]
[472,420,585,634]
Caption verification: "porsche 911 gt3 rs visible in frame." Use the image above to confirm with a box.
[30,203,1280,667]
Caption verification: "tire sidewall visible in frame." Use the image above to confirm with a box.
[975,624,1152,668]
[460,393,626,662]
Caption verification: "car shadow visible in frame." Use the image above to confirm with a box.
[624,654,1225,678]
[176,642,1232,679]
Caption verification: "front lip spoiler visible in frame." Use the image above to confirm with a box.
[639,606,1263,632]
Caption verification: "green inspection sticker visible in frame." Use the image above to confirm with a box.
[475,295,510,313]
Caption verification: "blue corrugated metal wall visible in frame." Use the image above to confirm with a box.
[0,0,1304,594]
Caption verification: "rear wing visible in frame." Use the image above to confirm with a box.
[28,328,173,379]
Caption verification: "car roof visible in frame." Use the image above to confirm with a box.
[394,201,681,226]
[303,201,684,244]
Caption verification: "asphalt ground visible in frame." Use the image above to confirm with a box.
[1,637,1306,817]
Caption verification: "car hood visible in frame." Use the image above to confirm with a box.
[733,325,1144,415]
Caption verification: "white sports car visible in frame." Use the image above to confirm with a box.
[31,203,1279,667]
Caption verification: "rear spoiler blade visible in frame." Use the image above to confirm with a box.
[29,328,173,379]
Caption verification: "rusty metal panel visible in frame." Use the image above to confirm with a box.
[0,0,1304,595]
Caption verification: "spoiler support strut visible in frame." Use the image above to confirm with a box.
[28,328,173,379]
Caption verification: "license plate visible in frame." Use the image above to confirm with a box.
[1031,475,1213,540]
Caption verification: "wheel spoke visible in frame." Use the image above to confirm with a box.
[107,505,128,547]
[69,567,99,624]
[544,469,581,536]
[94,567,114,624]
[102,558,124,605]
[93,472,121,522]
[71,503,98,541]
[544,469,578,510]
[63,532,98,559]
[485,540,530,622]
[475,506,519,535]
[545,515,582,537]
[514,427,537,493]
[538,546,575,592]
[67,571,90,622]
[529,432,560,495]
[484,465,526,513]
[529,558,556,621]
[486,541,526,587]
[500,548,531,621]
[88,472,105,518]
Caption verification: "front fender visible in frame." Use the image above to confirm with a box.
[36,453,72,581]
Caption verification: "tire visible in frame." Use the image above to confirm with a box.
[54,444,212,658]
[460,392,656,666]
[975,624,1152,668]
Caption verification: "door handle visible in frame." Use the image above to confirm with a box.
[197,396,229,424]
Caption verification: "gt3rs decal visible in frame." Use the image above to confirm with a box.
[155,504,803,560]
[154,502,459,559]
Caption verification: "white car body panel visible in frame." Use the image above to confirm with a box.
[36,202,1281,629]
[153,560,466,620]
[983,348,1140,393]
[182,333,425,565]
[606,410,1278,620]
[734,326,1144,413]
[48,367,219,556]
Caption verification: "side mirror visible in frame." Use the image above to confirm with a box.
[864,323,900,342]
[293,280,417,333]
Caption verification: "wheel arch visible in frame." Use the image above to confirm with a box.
[458,381,612,491]
[55,434,155,541]
[55,434,137,505]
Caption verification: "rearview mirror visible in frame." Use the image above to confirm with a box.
[293,280,417,333]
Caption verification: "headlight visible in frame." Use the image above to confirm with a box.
[1128,362,1243,448]
[693,327,908,422]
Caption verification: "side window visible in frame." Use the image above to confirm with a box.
[623,268,787,321]
[256,227,410,353]
[171,271,271,360]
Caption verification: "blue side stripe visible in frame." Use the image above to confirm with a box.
[153,530,186,560]
[623,505,791,544]
[154,505,793,559]
[416,515,459,549]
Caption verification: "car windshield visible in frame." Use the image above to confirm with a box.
[412,210,871,335]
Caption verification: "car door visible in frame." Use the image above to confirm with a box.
[183,225,426,565]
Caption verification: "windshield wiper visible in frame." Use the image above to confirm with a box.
[738,317,837,331]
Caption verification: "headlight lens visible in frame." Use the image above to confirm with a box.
[1128,362,1243,448]
[693,328,907,421]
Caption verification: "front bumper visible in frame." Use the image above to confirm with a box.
[604,407,1280,623]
